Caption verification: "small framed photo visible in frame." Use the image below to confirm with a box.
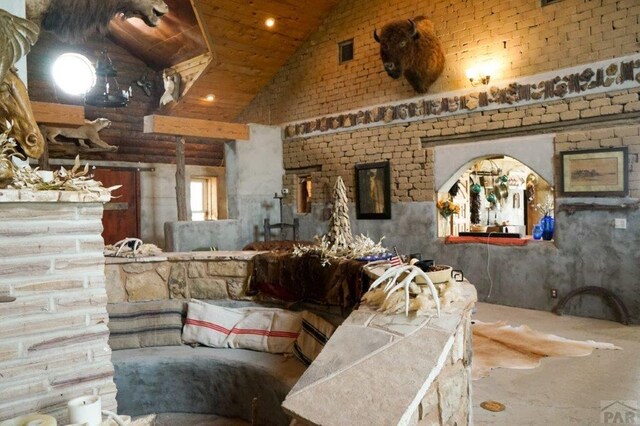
[355,161,391,219]
[560,147,628,197]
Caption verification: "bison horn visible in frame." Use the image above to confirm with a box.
[373,29,380,43]
[408,19,418,39]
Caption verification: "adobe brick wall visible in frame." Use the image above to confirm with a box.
[239,0,640,124]
[281,88,640,206]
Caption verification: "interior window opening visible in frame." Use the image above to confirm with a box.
[297,175,312,214]
[190,177,218,221]
[437,156,553,238]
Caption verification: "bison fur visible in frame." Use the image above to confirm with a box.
[27,0,168,42]
[374,16,445,93]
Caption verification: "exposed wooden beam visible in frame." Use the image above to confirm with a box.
[143,114,249,140]
[32,102,85,126]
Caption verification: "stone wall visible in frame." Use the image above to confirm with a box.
[239,0,640,124]
[0,190,115,422]
[105,252,257,303]
[284,284,476,425]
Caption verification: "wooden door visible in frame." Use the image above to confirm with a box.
[92,168,141,245]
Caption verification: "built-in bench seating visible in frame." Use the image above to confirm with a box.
[108,300,345,426]
[113,346,306,425]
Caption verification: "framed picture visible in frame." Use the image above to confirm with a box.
[560,147,628,197]
[355,161,391,219]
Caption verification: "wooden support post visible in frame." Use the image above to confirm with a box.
[38,137,50,171]
[176,137,188,221]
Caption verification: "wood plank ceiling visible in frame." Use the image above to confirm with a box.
[109,0,341,123]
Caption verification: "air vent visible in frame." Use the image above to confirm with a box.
[541,0,562,6]
[339,39,354,64]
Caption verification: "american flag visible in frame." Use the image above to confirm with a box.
[389,247,403,267]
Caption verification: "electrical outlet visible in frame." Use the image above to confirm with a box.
[614,218,627,229]
[550,288,558,298]
[281,188,290,195]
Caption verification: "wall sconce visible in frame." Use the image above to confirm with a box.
[465,67,491,86]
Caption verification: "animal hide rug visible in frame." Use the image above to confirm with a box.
[472,320,621,380]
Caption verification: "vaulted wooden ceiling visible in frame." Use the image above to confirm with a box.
[109,0,341,123]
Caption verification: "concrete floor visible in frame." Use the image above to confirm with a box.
[472,302,640,426]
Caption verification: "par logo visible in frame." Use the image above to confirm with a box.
[601,401,640,424]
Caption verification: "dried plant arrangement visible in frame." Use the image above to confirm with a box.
[10,155,121,193]
[0,122,24,184]
[293,176,388,266]
[1,121,120,193]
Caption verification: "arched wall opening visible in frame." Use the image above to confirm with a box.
[434,135,555,237]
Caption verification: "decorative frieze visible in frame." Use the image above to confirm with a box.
[283,54,640,140]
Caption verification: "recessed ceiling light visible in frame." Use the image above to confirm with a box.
[205,94,215,102]
[265,17,275,28]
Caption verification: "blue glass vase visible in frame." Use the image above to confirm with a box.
[541,215,554,241]
[532,224,543,240]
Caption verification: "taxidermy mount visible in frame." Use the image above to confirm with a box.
[26,0,169,42]
[42,118,118,152]
[373,16,445,94]
[159,69,181,107]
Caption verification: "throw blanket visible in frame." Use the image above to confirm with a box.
[250,252,371,308]
[472,320,621,380]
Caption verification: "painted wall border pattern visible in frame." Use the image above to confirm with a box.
[282,54,640,141]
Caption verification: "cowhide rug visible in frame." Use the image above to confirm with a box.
[472,320,621,380]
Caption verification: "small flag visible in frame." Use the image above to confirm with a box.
[389,246,403,267]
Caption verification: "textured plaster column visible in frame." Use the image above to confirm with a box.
[224,123,284,247]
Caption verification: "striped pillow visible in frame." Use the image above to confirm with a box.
[293,311,336,366]
[227,308,302,354]
[107,300,186,350]
[182,300,245,348]
[182,301,303,354]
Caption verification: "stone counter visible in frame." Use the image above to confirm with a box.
[105,251,266,303]
[283,283,477,426]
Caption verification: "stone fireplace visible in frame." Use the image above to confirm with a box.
[0,189,116,421]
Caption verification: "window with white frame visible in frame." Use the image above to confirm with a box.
[190,177,218,221]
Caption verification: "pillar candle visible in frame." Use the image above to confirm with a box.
[67,396,101,426]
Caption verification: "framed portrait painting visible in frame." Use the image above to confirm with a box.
[355,161,391,219]
[560,147,628,197]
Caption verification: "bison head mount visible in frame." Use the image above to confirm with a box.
[374,17,445,94]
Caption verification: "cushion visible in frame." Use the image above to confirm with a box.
[227,308,302,354]
[182,301,303,354]
[182,300,245,348]
[293,311,336,366]
[107,300,186,350]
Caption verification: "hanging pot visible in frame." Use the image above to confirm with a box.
[492,184,505,200]
[498,183,509,199]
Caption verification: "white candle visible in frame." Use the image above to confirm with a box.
[67,396,102,426]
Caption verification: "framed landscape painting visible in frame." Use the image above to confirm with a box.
[355,161,391,219]
[560,147,628,197]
